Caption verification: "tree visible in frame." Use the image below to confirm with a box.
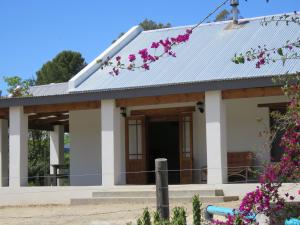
[139,19,171,30]
[36,50,86,85]
[3,76,34,97]
[112,19,171,43]
[214,9,231,22]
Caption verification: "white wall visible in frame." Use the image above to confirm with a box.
[225,95,288,165]
[69,109,101,186]
[67,95,287,186]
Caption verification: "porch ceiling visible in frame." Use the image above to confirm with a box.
[0,100,101,132]
[28,111,69,132]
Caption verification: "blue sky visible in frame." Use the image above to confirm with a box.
[0,0,299,94]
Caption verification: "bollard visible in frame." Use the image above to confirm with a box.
[155,158,169,220]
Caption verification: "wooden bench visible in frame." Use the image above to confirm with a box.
[227,151,254,181]
[200,151,255,182]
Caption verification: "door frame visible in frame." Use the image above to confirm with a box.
[125,106,195,184]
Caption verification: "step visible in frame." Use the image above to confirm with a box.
[70,196,239,205]
[92,189,224,198]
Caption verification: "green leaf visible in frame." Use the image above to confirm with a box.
[277,48,284,56]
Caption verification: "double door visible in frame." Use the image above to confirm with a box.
[125,113,193,184]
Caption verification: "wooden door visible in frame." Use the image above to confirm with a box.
[125,116,147,184]
[179,113,193,184]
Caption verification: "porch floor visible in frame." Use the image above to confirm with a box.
[0,183,298,206]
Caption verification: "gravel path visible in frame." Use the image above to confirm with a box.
[0,201,241,225]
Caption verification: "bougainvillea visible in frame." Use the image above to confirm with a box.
[213,75,300,225]
[232,13,300,68]
[97,0,230,76]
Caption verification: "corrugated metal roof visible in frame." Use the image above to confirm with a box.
[29,82,68,96]
[73,14,300,93]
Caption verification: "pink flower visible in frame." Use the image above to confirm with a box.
[116,56,121,62]
[142,63,149,70]
[151,42,160,49]
[186,29,192,34]
[128,54,136,62]
[138,48,149,62]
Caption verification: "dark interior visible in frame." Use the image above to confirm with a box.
[148,121,180,184]
[270,108,286,162]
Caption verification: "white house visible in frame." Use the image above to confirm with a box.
[0,12,299,189]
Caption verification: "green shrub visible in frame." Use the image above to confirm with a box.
[137,218,143,225]
[142,208,151,225]
[171,207,187,225]
[192,194,202,225]
[153,211,161,225]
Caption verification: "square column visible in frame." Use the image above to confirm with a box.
[50,125,64,185]
[0,119,9,186]
[9,106,28,187]
[101,99,122,187]
[205,91,228,184]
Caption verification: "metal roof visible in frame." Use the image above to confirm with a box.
[0,77,277,108]
[29,82,69,96]
[73,13,300,93]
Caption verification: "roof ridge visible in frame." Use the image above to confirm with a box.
[142,11,299,33]
[30,82,68,88]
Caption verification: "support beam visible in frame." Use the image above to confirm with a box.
[24,101,101,114]
[50,125,64,186]
[101,100,122,186]
[0,108,8,119]
[0,119,9,186]
[222,87,283,99]
[116,93,204,107]
[131,106,195,117]
[205,91,228,184]
[9,106,28,187]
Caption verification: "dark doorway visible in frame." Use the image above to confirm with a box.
[270,108,286,162]
[148,121,180,184]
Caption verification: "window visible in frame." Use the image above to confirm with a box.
[128,120,143,159]
[182,116,192,159]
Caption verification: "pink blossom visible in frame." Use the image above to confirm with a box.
[128,54,136,62]
[151,42,160,49]
[142,63,149,70]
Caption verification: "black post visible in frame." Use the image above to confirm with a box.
[155,158,169,220]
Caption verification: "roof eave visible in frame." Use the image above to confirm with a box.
[0,76,280,108]
[68,25,144,92]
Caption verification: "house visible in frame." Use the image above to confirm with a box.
[0,12,299,189]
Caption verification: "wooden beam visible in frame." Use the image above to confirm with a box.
[258,102,288,109]
[0,108,8,118]
[28,112,68,120]
[222,87,283,99]
[24,101,101,114]
[131,106,195,117]
[33,115,69,125]
[116,93,204,107]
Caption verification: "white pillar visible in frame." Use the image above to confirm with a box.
[205,91,228,184]
[50,125,64,185]
[0,119,9,186]
[9,106,28,187]
[101,99,121,186]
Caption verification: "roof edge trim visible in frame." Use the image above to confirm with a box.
[68,25,143,91]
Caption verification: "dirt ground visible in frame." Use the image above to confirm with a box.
[0,201,241,225]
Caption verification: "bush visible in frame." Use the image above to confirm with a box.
[171,207,187,225]
[192,194,202,225]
